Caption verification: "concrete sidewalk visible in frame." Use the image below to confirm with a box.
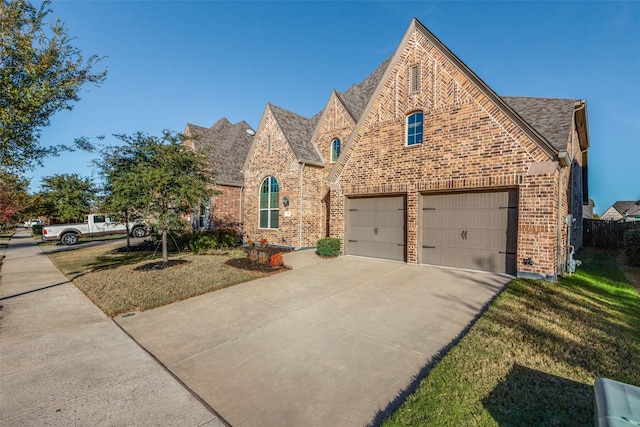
[0,230,223,426]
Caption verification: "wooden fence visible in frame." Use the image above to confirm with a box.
[583,219,640,248]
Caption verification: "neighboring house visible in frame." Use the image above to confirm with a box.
[583,198,595,219]
[189,18,591,280]
[600,201,640,222]
[183,118,254,230]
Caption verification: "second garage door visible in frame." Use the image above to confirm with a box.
[346,196,406,262]
[420,191,518,274]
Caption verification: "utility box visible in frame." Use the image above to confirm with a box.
[594,378,640,426]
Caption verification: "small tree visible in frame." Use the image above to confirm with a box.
[0,0,107,173]
[40,173,95,223]
[106,131,216,262]
[94,139,152,250]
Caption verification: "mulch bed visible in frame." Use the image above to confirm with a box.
[225,246,293,273]
[225,257,289,273]
[133,259,190,271]
[113,240,158,253]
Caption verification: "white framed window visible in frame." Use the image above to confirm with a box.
[331,138,341,162]
[259,176,279,229]
[407,111,423,146]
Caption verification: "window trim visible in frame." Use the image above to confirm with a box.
[331,138,341,163]
[259,176,279,229]
[406,111,424,146]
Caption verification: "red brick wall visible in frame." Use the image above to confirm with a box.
[210,185,242,226]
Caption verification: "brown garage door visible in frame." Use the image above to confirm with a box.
[421,191,517,274]
[346,196,406,261]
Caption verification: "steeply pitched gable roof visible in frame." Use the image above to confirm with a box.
[185,118,254,186]
[502,97,577,152]
[328,18,569,183]
[269,104,323,166]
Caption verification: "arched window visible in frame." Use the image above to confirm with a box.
[331,138,341,162]
[407,111,423,146]
[259,176,279,229]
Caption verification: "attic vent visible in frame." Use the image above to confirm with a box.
[410,64,420,95]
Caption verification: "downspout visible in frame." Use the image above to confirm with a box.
[298,163,305,249]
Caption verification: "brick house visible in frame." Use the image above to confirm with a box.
[183,118,254,230]
[190,18,590,280]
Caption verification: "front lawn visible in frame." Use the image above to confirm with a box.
[382,248,640,426]
[47,241,270,316]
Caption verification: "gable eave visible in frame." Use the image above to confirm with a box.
[575,100,589,151]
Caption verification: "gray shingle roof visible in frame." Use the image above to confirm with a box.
[185,118,254,186]
[502,97,576,152]
[339,56,393,121]
[269,104,323,165]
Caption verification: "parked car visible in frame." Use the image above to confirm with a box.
[41,214,149,245]
[23,219,45,228]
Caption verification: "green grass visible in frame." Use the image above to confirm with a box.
[383,248,640,426]
[47,241,266,317]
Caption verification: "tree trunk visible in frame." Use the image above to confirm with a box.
[162,226,168,263]
[125,223,131,250]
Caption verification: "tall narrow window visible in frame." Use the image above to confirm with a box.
[331,138,341,162]
[259,176,279,229]
[410,64,420,95]
[407,111,423,146]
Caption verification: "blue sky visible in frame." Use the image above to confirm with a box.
[31,0,639,215]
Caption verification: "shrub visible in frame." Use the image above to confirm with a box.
[216,228,238,248]
[190,231,218,253]
[31,224,44,235]
[624,228,640,266]
[269,253,283,267]
[189,229,239,253]
[316,237,341,257]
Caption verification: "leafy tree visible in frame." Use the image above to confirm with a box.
[0,171,30,229]
[40,173,95,222]
[0,0,107,173]
[98,131,216,262]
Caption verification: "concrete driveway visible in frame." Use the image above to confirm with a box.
[116,250,511,426]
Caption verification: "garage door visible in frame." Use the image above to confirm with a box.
[421,191,517,274]
[346,196,406,261]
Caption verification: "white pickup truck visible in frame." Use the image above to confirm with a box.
[41,214,148,245]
